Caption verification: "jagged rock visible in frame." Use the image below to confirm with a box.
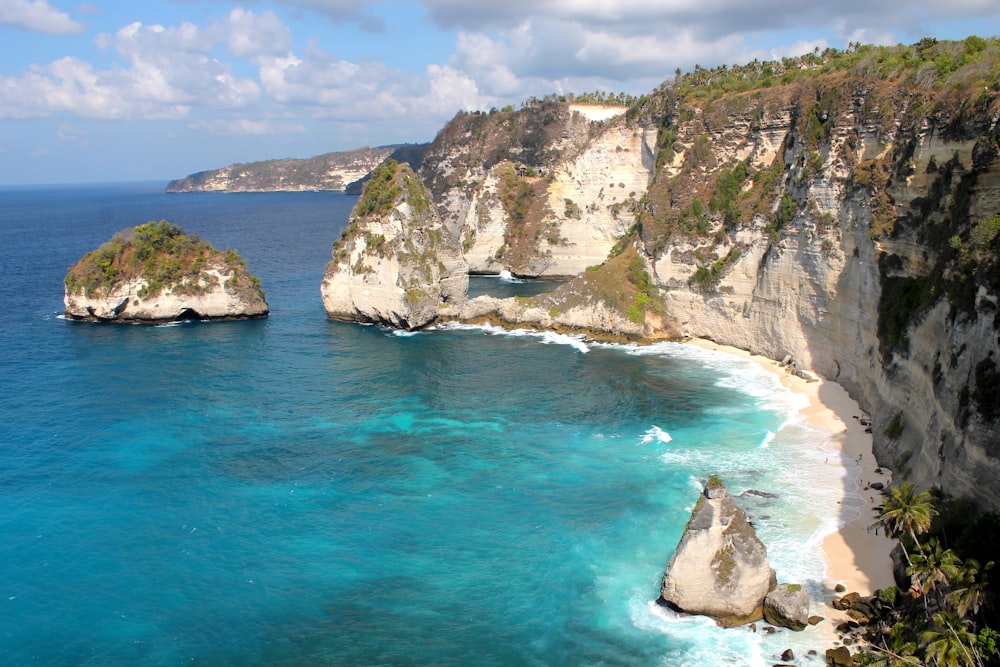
[809,615,825,625]
[781,648,795,661]
[321,159,467,330]
[845,609,871,624]
[659,476,774,626]
[826,646,854,666]
[63,220,268,322]
[763,583,811,631]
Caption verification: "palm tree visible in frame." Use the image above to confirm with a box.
[865,622,922,666]
[920,611,982,667]
[873,482,938,566]
[947,558,994,619]
[909,538,960,602]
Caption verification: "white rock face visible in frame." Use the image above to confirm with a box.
[660,479,773,624]
[423,105,655,277]
[321,162,467,330]
[540,122,657,275]
[64,266,268,321]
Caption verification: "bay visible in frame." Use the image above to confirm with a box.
[0,183,850,666]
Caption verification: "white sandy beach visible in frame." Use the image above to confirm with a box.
[685,338,896,611]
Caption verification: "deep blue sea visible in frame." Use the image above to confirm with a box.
[0,183,865,666]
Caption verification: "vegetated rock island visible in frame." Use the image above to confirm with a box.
[64,220,268,323]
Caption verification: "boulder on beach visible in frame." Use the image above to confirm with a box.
[659,476,775,626]
[763,583,811,631]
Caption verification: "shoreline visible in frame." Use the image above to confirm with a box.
[683,338,896,611]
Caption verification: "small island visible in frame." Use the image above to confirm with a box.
[64,220,268,322]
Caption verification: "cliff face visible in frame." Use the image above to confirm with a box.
[321,160,467,329]
[64,221,268,322]
[419,102,656,277]
[635,77,1000,509]
[166,145,410,192]
[423,42,1000,511]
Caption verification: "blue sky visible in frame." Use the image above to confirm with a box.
[1,1,997,185]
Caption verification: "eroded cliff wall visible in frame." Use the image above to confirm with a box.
[321,160,467,330]
[419,102,656,277]
[422,45,1000,510]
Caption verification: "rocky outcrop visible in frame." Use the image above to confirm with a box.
[64,221,268,322]
[321,160,467,329]
[659,476,774,625]
[763,583,811,631]
[166,145,420,192]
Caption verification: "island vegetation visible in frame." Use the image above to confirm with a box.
[65,220,262,299]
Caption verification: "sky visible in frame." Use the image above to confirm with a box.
[0,1,998,185]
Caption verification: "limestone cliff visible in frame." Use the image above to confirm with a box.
[64,220,268,322]
[321,160,467,329]
[418,102,656,277]
[166,145,420,193]
[425,39,1000,513]
[659,476,774,625]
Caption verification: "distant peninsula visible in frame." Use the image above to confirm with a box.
[64,220,268,322]
[166,143,429,193]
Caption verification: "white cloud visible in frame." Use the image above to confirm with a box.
[55,122,88,143]
[0,0,84,34]
[0,16,264,120]
[223,8,293,59]
[188,117,307,135]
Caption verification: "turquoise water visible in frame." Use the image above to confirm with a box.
[0,184,861,665]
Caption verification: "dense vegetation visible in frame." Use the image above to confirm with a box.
[856,484,1000,666]
[65,220,260,298]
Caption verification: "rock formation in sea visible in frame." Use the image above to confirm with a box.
[321,159,467,329]
[64,220,268,322]
[659,476,774,626]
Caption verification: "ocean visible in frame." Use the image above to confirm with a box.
[0,182,865,666]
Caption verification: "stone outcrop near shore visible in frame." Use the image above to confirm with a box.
[321,160,467,329]
[63,221,268,322]
[659,477,774,626]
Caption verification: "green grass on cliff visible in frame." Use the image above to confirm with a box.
[354,159,401,217]
[65,220,260,298]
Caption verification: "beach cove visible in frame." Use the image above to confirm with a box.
[1,183,897,665]
[687,340,896,622]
